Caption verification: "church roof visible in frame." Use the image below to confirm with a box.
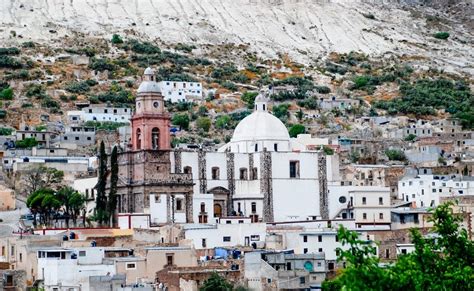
[231,110,290,143]
[137,67,160,93]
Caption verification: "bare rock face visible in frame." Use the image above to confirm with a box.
[0,0,472,74]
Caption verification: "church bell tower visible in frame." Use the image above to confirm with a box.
[131,67,170,151]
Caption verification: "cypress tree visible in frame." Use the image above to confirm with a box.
[107,146,119,227]
[95,141,108,225]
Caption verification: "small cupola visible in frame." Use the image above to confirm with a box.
[254,90,269,112]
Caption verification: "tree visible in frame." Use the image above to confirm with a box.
[196,117,211,132]
[404,134,417,142]
[323,146,334,155]
[172,113,190,130]
[57,186,85,228]
[289,124,305,138]
[323,203,474,290]
[107,146,119,227]
[27,188,61,226]
[23,165,64,194]
[95,141,108,225]
[15,137,38,148]
[215,115,232,130]
[200,272,233,291]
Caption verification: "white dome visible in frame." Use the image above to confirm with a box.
[144,67,155,75]
[231,111,290,143]
[137,81,160,93]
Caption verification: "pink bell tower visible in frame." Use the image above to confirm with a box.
[131,67,170,151]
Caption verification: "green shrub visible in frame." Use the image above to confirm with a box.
[363,13,375,20]
[22,41,36,48]
[174,43,196,53]
[15,137,38,148]
[315,86,331,94]
[0,127,13,135]
[196,117,211,132]
[42,98,60,109]
[127,40,161,54]
[89,58,116,72]
[434,32,450,39]
[289,124,305,138]
[0,55,22,69]
[5,69,30,80]
[111,34,124,44]
[0,47,20,55]
[222,81,237,91]
[272,103,290,122]
[297,97,318,109]
[385,149,406,161]
[25,84,46,98]
[215,115,232,130]
[323,145,334,155]
[241,91,258,109]
[65,81,90,94]
[0,87,13,100]
[0,110,6,119]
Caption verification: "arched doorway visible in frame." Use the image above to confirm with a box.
[214,203,223,218]
[151,127,159,149]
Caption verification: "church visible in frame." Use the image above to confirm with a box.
[113,68,341,225]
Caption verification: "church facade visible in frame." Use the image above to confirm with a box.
[114,68,340,225]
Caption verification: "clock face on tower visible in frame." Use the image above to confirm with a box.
[153,101,159,108]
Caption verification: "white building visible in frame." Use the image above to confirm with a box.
[158,81,203,103]
[398,174,474,208]
[67,106,132,124]
[183,222,267,250]
[73,177,98,216]
[37,247,128,291]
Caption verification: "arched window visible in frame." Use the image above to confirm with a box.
[239,168,248,180]
[254,144,258,152]
[151,127,159,150]
[211,167,220,180]
[251,202,257,213]
[136,128,142,150]
[251,167,258,180]
[200,203,206,213]
[263,104,266,111]
[184,166,192,175]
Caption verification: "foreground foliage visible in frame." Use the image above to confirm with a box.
[323,203,474,290]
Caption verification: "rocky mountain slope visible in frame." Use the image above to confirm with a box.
[1,0,472,74]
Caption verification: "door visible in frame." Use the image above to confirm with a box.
[245,236,250,246]
[214,203,222,218]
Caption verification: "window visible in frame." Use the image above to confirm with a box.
[303,248,308,254]
[239,168,248,180]
[379,197,383,205]
[136,128,142,150]
[223,236,231,242]
[151,127,160,149]
[362,197,366,205]
[251,167,258,180]
[289,161,300,178]
[254,144,258,152]
[303,235,307,242]
[379,213,384,220]
[166,254,174,266]
[176,198,183,211]
[299,277,305,284]
[335,235,339,242]
[363,213,367,220]
[184,166,192,174]
[237,202,241,213]
[19,253,22,262]
[274,143,278,151]
[401,249,407,255]
[251,202,257,213]
[87,137,91,141]
[211,167,220,180]
[126,263,136,270]
[318,235,322,242]
[104,109,108,113]
[200,203,206,213]
[385,249,390,259]
[286,262,292,270]
[201,239,207,248]
[318,248,323,252]
[154,195,161,203]
[64,136,68,140]
[78,251,86,257]
[339,196,347,203]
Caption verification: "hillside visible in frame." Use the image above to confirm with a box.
[1,0,472,74]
